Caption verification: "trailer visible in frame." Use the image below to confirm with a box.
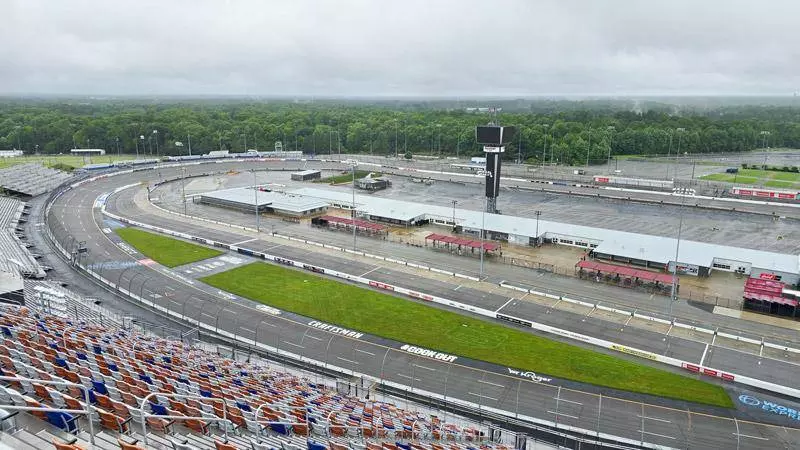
[593,175,674,189]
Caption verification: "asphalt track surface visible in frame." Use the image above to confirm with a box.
[47,161,800,449]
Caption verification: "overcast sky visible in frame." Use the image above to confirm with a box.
[2,0,799,96]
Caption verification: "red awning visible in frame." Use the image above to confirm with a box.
[425,233,500,251]
[575,260,674,284]
[320,215,386,231]
[743,277,796,306]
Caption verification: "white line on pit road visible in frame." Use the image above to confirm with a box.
[453,285,463,291]
[201,312,215,319]
[282,341,304,349]
[306,335,324,341]
[240,327,255,334]
[397,374,421,382]
[355,349,376,356]
[637,415,671,423]
[468,392,498,401]
[547,411,579,420]
[359,266,381,277]
[699,343,710,366]
[554,398,583,406]
[732,433,769,441]
[232,238,257,246]
[495,298,515,313]
[412,364,436,372]
[478,379,504,388]
[337,357,359,365]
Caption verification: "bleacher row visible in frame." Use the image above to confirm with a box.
[0,163,73,197]
[24,280,127,329]
[0,306,514,450]
[0,196,44,278]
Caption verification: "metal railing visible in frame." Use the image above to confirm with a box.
[253,403,309,438]
[0,375,95,446]
[138,392,230,446]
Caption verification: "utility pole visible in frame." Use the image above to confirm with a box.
[187,134,192,156]
[115,137,120,157]
[534,210,541,246]
[669,184,686,317]
[252,170,260,232]
[181,167,187,216]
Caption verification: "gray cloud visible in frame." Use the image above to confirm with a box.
[2,0,799,96]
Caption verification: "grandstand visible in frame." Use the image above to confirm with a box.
[23,280,130,328]
[0,196,44,278]
[0,304,533,450]
[0,164,73,197]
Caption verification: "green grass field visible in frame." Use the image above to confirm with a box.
[201,262,733,408]
[116,227,223,268]
[315,170,383,184]
[0,154,143,170]
[701,168,800,188]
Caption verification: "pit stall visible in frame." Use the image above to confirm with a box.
[576,260,675,295]
[425,233,501,256]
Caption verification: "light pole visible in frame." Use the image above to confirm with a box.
[479,201,486,279]
[534,210,541,246]
[760,131,771,166]
[181,167,187,216]
[153,130,159,158]
[242,133,248,152]
[451,200,457,227]
[457,129,468,159]
[252,170,260,232]
[585,128,592,168]
[139,135,145,159]
[675,128,685,180]
[541,124,549,167]
[436,124,442,158]
[115,137,120,157]
[394,120,399,158]
[606,126,615,167]
[669,182,687,317]
[346,159,359,252]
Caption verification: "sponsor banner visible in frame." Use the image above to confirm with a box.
[302,264,324,274]
[496,313,533,328]
[399,344,457,363]
[507,367,552,383]
[682,363,700,372]
[369,281,395,291]
[703,368,718,377]
[308,320,363,339]
[738,394,800,422]
[407,291,434,302]
[273,257,295,267]
[610,344,658,361]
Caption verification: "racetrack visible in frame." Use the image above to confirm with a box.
[46,159,800,449]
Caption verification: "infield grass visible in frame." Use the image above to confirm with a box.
[116,227,223,268]
[201,261,733,408]
[701,168,799,188]
[316,170,383,184]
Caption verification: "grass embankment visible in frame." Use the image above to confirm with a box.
[202,261,733,408]
[116,227,223,268]
[701,168,800,188]
[0,154,143,170]
[315,170,383,184]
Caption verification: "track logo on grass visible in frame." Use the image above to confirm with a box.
[399,344,458,362]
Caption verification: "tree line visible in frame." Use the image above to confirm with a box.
[1,100,799,165]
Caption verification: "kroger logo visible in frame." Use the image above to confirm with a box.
[738,395,800,421]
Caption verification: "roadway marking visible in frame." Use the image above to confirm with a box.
[282,341,305,349]
[201,312,215,320]
[412,364,435,372]
[355,349,375,356]
[699,344,710,366]
[240,327,255,334]
[477,379,504,388]
[637,415,671,423]
[169,300,181,307]
[547,411,579,420]
[554,398,582,406]
[397,374,422,382]
[306,335,324,341]
[624,314,634,327]
[665,323,674,336]
[732,433,769,441]
[261,322,277,327]
[468,392,498,401]
[337,357,359,365]
[232,238,257,246]
[639,430,676,440]
[359,266,381,277]
[453,285,463,291]
[495,298,515,313]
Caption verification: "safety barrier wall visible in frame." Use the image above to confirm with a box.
[101,184,800,400]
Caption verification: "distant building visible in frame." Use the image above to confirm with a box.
[356,177,389,191]
[199,187,328,218]
[70,148,106,156]
[291,170,321,181]
[0,150,23,158]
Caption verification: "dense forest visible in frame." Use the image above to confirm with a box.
[1,98,799,165]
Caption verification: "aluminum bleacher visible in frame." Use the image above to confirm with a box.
[0,197,44,278]
[0,163,73,197]
[0,305,536,450]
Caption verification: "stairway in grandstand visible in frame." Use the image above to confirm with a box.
[0,303,541,450]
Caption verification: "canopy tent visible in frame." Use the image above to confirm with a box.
[425,233,501,251]
[575,260,674,284]
[743,278,796,306]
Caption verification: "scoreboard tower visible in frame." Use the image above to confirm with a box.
[475,125,515,214]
